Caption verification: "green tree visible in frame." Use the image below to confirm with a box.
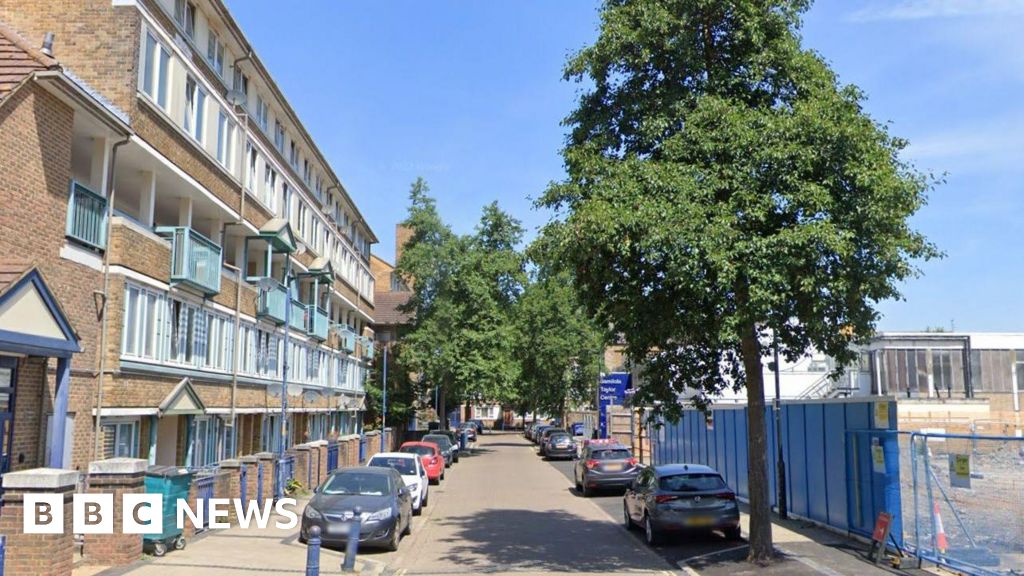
[540,0,939,561]
[396,180,527,418]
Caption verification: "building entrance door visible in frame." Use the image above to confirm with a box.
[0,357,17,477]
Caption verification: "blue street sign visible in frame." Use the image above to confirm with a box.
[598,372,631,439]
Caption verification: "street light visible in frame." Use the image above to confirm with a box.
[380,343,388,452]
[257,241,306,501]
[772,338,788,519]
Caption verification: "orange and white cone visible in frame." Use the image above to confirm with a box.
[933,499,948,554]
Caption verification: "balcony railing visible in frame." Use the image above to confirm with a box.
[363,339,374,360]
[309,305,329,341]
[66,181,108,249]
[156,227,222,295]
[289,299,306,332]
[256,278,288,324]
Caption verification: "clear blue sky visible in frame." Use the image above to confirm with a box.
[225,0,1024,333]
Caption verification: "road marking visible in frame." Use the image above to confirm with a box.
[675,544,749,575]
[777,545,845,576]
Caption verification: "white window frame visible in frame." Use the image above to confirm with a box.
[206,30,225,76]
[141,30,171,111]
[216,112,236,170]
[184,75,207,144]
[103,418,140,459]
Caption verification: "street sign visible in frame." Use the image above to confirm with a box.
[598,373,630,438]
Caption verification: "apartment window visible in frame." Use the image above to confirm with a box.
[169,300,204,365]
[206,31,225,76]
[203,313,233,371]
[192,417,223,468]
[142,32,171,110]
[216,112,236,170]
[274,121,285,151]
[174,0,196,39]
[184,76,206,143]
[303,160,310,184]
[262,166,277,211]
[289,141,299,168]
[233,68,249,103]
[246,143,257,191]
[122,285,164,360]
[102,419,139,459]
[255,96,269,132]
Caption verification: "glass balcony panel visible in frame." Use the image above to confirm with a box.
[289,299,306,332]
[309,306,329,341]
[66,181,108,249]
[158,227,222,295]
[256,278,288,324]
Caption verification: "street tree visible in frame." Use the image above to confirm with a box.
[539,0,939,562]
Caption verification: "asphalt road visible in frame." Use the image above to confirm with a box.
[542,445,749,570]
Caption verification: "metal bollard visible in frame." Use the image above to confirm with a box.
[341,506,362,572]
[305,525,321,576]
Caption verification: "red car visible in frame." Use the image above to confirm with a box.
[399,441,445,483]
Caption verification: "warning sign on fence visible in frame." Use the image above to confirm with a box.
[875,401,890,428]
[871,437,886,474]
[949,453,971,488]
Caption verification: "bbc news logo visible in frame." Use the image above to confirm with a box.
[23,495,299,534]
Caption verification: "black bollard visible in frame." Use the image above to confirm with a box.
[305,525,321,576]
[341,506,362,572]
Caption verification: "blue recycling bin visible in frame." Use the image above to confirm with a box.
[460,429,468,452]
[143,465,192,556]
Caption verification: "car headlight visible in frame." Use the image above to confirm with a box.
[363,507,393,522]
[304,506,322,520]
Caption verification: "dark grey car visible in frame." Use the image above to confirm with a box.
[623,463,741,546]
[300,467,414,551]
[543,432,577,460]
[422,434,458,465]
[573,444,640,497]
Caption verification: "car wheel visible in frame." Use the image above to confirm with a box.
[623,502,635,530]
[413,501,422,516]
[724,526,742,541]
[422,492,429,508]
[386,524,401,551]
[581,481,591,498]
[441,469,445,480]
[403,513,412,536]
[574,472,582,492]
[644,514,660,546]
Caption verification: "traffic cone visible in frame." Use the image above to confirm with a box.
[933,500,948,554]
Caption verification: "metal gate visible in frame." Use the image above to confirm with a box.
[239,464,247,505]
[358,434,366,463]
[0,357,18,502]
[194,473,217,531]
[256,461,264,508]
[327,442,339,472]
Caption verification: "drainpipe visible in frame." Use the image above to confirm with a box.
[93,136,131,460]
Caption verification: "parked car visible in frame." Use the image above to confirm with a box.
[366,452,429,515]
[458,422,478,442]
[468,419,486,434]
[537,427,568,452]
[623,463,740,546]
[543,432,577,460]
[525,422,542,440]
[422,433,458,465]
[399,441,445,483]
[532,425,553,444]
[573,444,640,497]
[300,467,413,551]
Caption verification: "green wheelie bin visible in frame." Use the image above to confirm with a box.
[143,465,193,556]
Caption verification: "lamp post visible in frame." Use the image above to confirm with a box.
[258,242,305,501]
[380,343,387,452]
[773,338,788,519]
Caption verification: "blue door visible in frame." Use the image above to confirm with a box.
[0,357,17,478]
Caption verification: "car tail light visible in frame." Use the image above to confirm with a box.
[585,459,599,469]
[655,495,679,504]
[626,457,638,466]
[717,492,736,501]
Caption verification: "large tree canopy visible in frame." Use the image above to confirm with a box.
[540,0,938,561]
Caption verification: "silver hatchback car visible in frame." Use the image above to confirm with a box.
[623,463,741,546]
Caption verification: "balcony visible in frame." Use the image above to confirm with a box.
[289,299,306,332]
[362,339,375,360]
[333,325,356,353]
[66,181,108,250]
[309,305,329,341]
[156,227,222,296]
[256,278,288,324]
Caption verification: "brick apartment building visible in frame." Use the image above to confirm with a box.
[0,0,377,479]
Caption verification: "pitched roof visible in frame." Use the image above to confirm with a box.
[0,21,57,99]
[373,291,413,326]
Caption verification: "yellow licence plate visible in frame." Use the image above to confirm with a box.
[604,463,623,471]
[685,516,715,527]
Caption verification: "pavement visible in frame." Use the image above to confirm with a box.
[79,432,937,576]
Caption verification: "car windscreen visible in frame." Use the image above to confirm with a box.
[590,448,632,460]
[401,445,434,457]
[423,436,451,449]
[659,473,727,492]
[549,434,572,443]
[321,472,391,496]
[545,429,567,436]
[369,456,417,476]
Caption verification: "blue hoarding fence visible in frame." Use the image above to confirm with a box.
[598,372,631,439]
[650,398,900,546]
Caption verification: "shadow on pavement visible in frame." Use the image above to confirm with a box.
[435,508,675,572]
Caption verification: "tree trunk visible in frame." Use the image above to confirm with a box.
[741,323,774,563]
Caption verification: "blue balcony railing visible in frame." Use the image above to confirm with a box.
[289,299,306,332]
[334,326,356,353]
[256,278,288,324]
[363,339,375,360]
[156,227,222,295]
[309,305,329,341]
[65,181,108,249]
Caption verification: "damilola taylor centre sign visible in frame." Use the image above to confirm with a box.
[598,372,631,439]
